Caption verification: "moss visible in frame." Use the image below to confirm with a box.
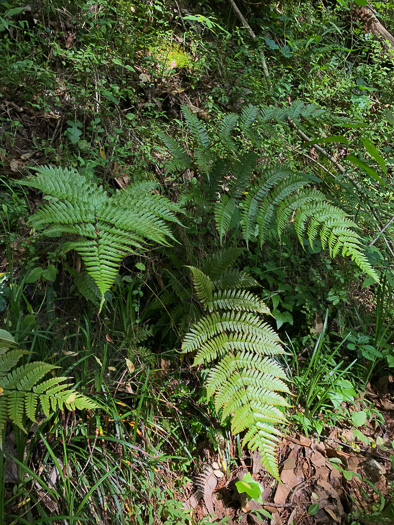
[153,41,195,70]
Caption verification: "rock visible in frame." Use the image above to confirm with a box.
[363,458,386,482]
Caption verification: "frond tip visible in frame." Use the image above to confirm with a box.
[183,265,288,479]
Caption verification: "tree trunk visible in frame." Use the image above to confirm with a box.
[354,7,394,51]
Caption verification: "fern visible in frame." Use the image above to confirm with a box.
[0,329,97,439]
[160,105,379,282]
[20,166,183,310]
[181,106,213,174]
[183,267,289,479]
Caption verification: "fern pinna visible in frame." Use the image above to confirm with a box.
[160,104,379,283]
[0,329,96,440]
[182,262,290,479]
[20,167,183,309]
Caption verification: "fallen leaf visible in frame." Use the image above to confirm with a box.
[325,506,340,522]
[282,456,297,470]
[274,483,289,504]
[281,468,298,489]
[271,511,283,525]
[196,467,217,514]
[311,451,326,468]
[10,159,21,172]
[125,358,135,374]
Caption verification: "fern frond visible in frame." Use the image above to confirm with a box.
[20,166,106,205]
[201,248,245,279]
[232,152,259,196]
[208,289,269,314]
[218,113,239,152]
[0,349,29,379]
[183,267,288,479]
[157,131,192,172]
[7,390,26,431]
[212,270,259,290]
[181,106,213,173]
[0,363,55,390]
[214,196,237,243]
[0,329,97,442]
[239,104,260,143]
[0,398,7,434]
[21,167,183,308]
[187,267,213,306]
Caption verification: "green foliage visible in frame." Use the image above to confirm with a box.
[20,166,183,309]
[183,263,289,479]
[161,103,380,283]
[0,329,96,438]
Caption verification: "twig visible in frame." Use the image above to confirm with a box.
[228,0,271,85]
[370,215,394,246]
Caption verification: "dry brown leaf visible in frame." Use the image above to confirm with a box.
[325,506,341,522]
[271,512,283,525]
[311,451,326,468]
[281,469,298,489]
[274,483,290,504]
[196,467,217,514]
[315,466,330,481]
[282,456,297,471]
[10,159,21,172]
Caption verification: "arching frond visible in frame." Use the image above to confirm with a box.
[20,167,183,309]
[183,267,287,479]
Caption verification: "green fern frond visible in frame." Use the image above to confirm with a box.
[218,113,239,152]
[0,329,97,442]
[187,267,213,305]
[208,289,269,314]
[212,270,259,290]
[239,104,260,143]
[214,196,237,244]
[201,248,245,279]
[21,167,182,309]
[157,131,192,172]
[8,390,26,431]
[181,106,213,173]
[0,349,29,379]
[23,166,106,205]
[232,152,259,196]
[183,266,288,479]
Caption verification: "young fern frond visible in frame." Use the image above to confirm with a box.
[181,106,213,174]
[183,267,289,479]
[156,131,192,173]
[0,330,97,438]
[21,166,183,309]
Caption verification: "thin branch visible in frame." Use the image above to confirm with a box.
[370,215,394,246]
[228,0,271,84]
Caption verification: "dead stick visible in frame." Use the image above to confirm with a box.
[370,215,394,246]
[228,0,271,85]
